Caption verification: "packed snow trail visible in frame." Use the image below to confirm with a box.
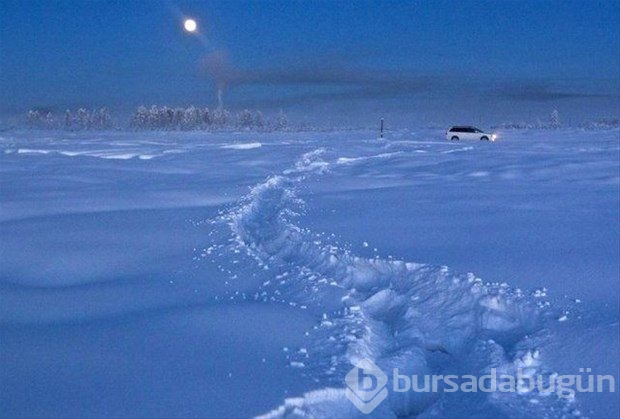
[206,148,582,418]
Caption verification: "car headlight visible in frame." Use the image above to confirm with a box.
[492,134,497,141]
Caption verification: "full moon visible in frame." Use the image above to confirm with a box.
[183,18,197,33]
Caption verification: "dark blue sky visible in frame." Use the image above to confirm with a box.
[1,0,618,125]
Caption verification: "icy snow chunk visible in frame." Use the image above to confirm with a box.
[362,289,406,320]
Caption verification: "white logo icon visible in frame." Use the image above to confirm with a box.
[345,358,388,414]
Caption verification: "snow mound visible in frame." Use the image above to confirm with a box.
[336,152,401,165]
[221,142,263,150]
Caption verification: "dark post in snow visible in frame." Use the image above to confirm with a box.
[380,118,384,138]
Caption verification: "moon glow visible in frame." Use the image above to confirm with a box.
[184,18,197,33]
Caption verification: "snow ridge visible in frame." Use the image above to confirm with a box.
[209,149,579,418]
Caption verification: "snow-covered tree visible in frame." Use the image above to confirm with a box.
[64,110,73,129]
[181,106,199,130]
[173,108,183,129]
[147,105,159,128]
[237,109,254,129]
[550,109,561,128]
[43,111,54,128]
[201,107,211,127]
[253,111,265,129]
[99,107,111,129]
[130,106,148,129]
[76,108,89,129]
[27,110,41,127]
[274,110,288,131]
[212,108,230,127]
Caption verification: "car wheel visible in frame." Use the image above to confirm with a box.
[481,136,489,141]
[451,136,459,141]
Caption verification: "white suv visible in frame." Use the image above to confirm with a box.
[446,126,496,141]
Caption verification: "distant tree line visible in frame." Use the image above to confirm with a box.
[27,108,112,130]
[25,106,289,131]
[579,118,620,130]
[129,106,288,131]
[492,109,563,130]
[23,106,619,132]
[493,110,619,130]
